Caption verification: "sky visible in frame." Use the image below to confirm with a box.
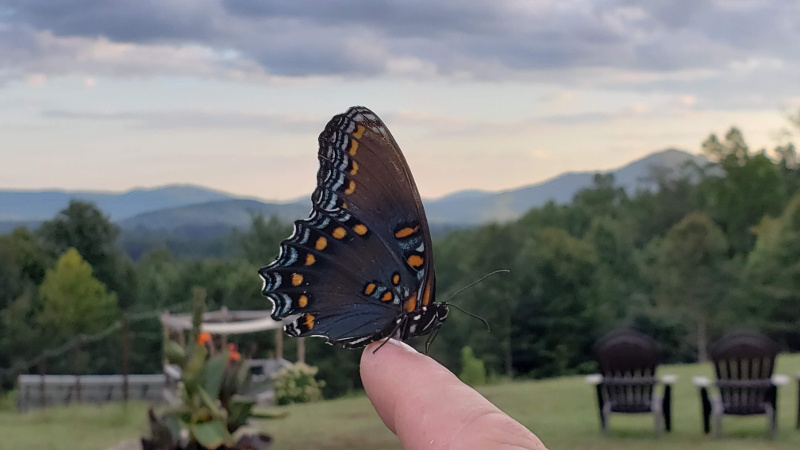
[1,0,799,202]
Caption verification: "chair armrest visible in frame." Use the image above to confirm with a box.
[585,374,603,385]
[660,374,678,385]
[772,374,789,386]
[692,376,712,387]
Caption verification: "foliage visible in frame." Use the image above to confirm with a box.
[2,116,800,399]
[38,248,119,338]
[7,355,800,449]
[143,288,272,450]
[37,200,138,310]
[273,363,325,406]
[458,346,487,387]
[745,193,800,346]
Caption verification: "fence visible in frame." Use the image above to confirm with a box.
[16,374,166,412]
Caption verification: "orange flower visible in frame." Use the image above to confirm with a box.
[197,332,212,346]
[227,343,241,363]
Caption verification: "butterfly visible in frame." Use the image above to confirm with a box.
[258,106,448,349]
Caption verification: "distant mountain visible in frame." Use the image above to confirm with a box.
[0,149,706,237]
[119,199,308,232]
[116,148,704,233]
[423,149,706,224]
[0,184,240,221]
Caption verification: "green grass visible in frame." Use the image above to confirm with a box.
[2,355,800,449]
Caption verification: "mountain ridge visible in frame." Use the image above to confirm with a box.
[0,148,706,233]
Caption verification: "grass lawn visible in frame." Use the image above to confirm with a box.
[1,354,799,450]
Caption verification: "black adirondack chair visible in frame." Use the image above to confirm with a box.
[692,332,788,438]
[587,329,676,434]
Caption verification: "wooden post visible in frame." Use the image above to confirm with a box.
[297,338,305,364]
[39,357,46,410]
[275,329,284,360]
[72,343,81,403]
[162,321,169,367]
[122,317,130,403]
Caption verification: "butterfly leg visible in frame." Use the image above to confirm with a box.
[373,317,407,354]
[424,322,443,355]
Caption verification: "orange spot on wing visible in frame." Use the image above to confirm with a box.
[407,254,424,268]
[353,224,368,235]
[315,237,328,251]
[341,202,348,209]
[353,125,365,139]
[298,295,308,308]
[332,227,346,239]
[365,283,376,295]
[304,314,315,330]
[305,254,315,266]
[422,283,432,306]
[405,294,417,313]
[392,273,400,285]
[350,161,359,175]
[349,139,359,156]
[381,291,393,302]
[395,226,419,238]
[291,273,303,286]
[344,180,356,195]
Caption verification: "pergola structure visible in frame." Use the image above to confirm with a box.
[159,308,304,363]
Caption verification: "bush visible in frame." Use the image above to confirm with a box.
[273,363,325,405]
[458,346,486,387]
[0,390,15,411]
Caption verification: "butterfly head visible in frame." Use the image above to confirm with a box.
[400,302,448,339]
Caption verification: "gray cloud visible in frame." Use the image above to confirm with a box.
[3,0,799,101]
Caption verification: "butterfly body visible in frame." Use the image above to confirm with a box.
[259,106,447,348]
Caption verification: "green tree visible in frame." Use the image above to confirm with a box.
[38,248,119,338]
[511,228,600,377]
[696,128,787,255]
[37,201,137,309]
[237,214,292,265]
[643,213,731,361]
[745,194,800,345]
[0,228,50,310]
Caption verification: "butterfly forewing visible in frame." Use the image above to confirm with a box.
[260,106,437,347]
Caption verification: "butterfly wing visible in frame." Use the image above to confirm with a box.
[259,106,436,347]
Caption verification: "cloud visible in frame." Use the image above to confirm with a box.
[40,109,322,131]
[2,0,799,104]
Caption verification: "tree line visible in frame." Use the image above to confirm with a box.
[1,119,798,398]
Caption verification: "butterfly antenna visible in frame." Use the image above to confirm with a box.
[446,303,491,332]
[442,269,510,303]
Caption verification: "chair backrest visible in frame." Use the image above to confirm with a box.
[709,332,779,414]
[594,329,662,411]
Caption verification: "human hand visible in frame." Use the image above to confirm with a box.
[361,339,547,450]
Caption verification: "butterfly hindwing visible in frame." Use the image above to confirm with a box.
[260,106,440,347]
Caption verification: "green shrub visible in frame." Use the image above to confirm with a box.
[273,363,325,405]
[458,346,487,387]
[0,390,15,411]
